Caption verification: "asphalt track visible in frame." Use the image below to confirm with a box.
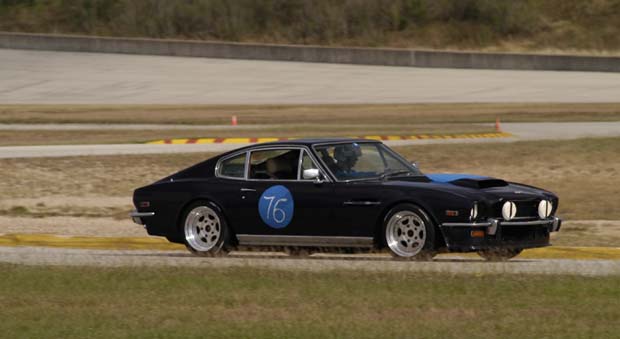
[2,49,620,104]
[0,122,619,158]
[1,246,619,276]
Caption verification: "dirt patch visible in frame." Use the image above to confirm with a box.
[552,220,620,247]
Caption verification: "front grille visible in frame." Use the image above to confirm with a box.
[490,199,540,220]
[515,200,538,219]
[501,226,548,242]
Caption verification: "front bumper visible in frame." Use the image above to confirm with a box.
[440,217,561,251]
[129,210,155,226]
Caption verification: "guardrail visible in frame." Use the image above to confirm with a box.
[1,32,619,72]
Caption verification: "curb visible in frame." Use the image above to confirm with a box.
[147,132,513,145]
[1,234,619,260]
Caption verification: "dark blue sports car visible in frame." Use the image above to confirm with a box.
[131,138,561,260]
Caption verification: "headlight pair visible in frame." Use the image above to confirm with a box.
[501,200,553,220]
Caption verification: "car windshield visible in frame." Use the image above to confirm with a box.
[314,142,422,181]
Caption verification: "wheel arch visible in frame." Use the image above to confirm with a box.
[174,196,238,245]
[374,199,446,249]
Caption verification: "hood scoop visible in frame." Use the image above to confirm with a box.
[450,178,508,189]
[426,173,508,189]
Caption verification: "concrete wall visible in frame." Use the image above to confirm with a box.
[1,32,619,72]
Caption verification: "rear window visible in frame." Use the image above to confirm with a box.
[219,153,246,178]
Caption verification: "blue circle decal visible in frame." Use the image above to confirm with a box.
[259,185,294,229]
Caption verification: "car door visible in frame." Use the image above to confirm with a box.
[232,147,335,237]
[313,142,404,238]
[328,181,388,237]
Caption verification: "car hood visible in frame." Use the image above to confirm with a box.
[426,173,507,189]
[424,173,554,201]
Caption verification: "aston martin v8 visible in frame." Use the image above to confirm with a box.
[131,139,561,260]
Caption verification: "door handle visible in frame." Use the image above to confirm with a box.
[343,201,381,206]
[240,188,257,192]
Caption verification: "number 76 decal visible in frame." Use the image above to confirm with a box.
[258,185,294,228]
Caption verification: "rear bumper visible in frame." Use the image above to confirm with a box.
[440,217,561,252]
[129,210,155,226]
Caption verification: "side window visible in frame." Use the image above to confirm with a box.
[249,149,300,180]
[219,153,246,178]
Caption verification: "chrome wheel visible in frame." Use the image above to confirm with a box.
[184,206,221,252]
[385,211,426,257]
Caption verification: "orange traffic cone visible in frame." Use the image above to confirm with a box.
[231,115,238,126]
[495,117,502,132]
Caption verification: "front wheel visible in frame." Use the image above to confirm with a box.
[382,204,436,260]
[182,201,231,257]
[477,248,522,261]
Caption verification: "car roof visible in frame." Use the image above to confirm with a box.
[255,138,380,147]
[214,138,382,160]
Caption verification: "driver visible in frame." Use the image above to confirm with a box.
[333,143,362,174]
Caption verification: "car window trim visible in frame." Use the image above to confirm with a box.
[312,141,417,183]
[248,147,301,181]
[215,145,331,183]
[215,150,249,180]
[297,149,324,182]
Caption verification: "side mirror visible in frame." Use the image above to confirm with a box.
[411,161,419,169]
[303,168,323,183]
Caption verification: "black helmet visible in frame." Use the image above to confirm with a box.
[334,143,362,165]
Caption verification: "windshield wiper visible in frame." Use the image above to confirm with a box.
[379,169,412,181]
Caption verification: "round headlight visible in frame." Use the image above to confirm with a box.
[470,203,478,220]
[538,200,553,219]
[502,201,517,221]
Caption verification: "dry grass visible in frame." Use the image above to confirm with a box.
[0,137,618,245]
[0,153,207,200]
[0,265,619,338]
[0,137,618,221]
[0,123,489,146]
[552,221,620,247]
[395,137,620,220]
[2,103,620,125]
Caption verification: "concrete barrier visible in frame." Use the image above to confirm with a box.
[1,31,619,72]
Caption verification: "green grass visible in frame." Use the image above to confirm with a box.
[0,264,618,338]
[1,0,620,53]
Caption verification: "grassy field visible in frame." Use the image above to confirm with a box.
[0,123,491,146]
[2,0,620,54]
[2,103,620,125]
[1,138,618,221]
[0,264,618,338]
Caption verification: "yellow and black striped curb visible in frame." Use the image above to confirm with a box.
[147,132,513,144]
[1,234,619,260]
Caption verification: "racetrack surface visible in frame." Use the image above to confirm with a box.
[2,49,620,104]
[2,246,619,276]
[0,121,618,158]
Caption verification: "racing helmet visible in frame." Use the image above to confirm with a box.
[334,143,362,166]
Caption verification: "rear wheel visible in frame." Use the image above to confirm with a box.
[477,248,522,261]
[383,204,436,260]
[182,201,231,257]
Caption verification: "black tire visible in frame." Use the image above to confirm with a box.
[382,203,436,260]
[477,248,522,261]
[180,200,232,257]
